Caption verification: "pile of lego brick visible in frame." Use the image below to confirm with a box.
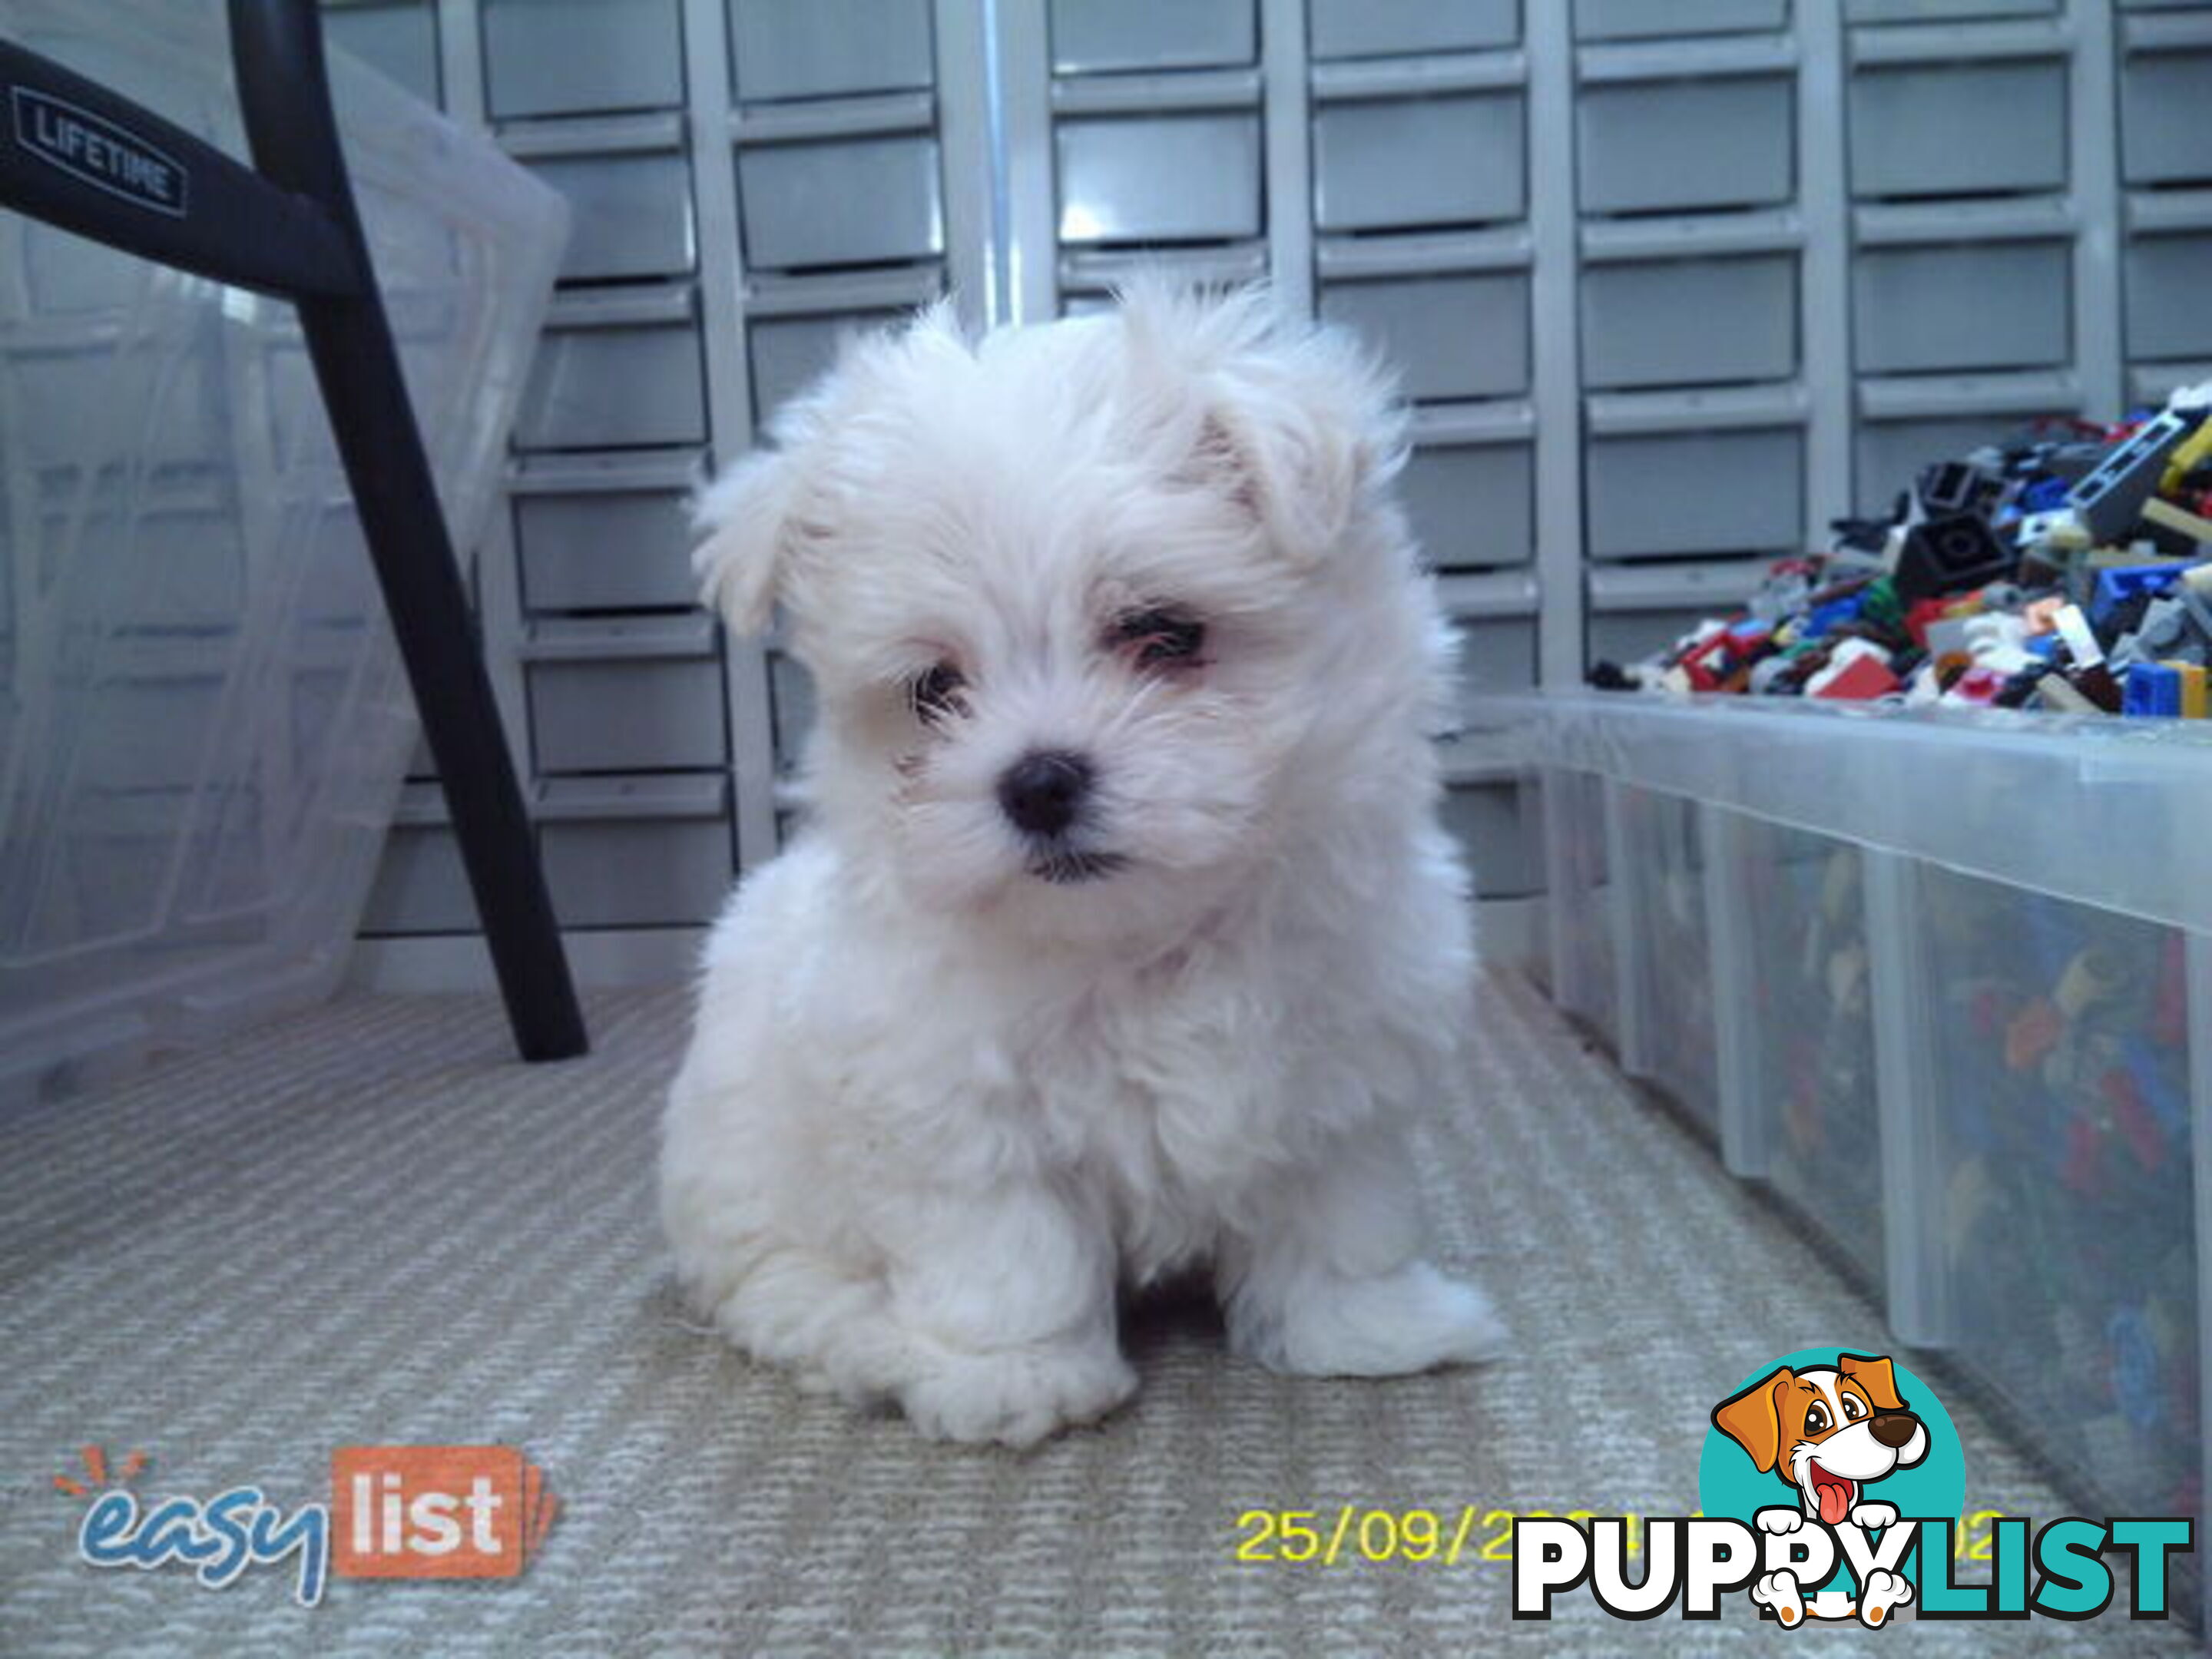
[1591,386,2212,717]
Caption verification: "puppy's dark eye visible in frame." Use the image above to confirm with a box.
[1843,1396,1864,1421]
[1805,1405,1830,1435]
[909,661,966,724]
[1113,608,1207,667]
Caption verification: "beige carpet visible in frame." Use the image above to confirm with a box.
[0,972,2188,1655]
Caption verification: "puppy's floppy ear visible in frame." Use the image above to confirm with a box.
[690,448,800,637]
[1836,1353,1907,1413]
[1712,1367,1796,1475]
[1124,281,1401,567]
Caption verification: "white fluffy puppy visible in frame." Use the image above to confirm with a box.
[661,285,1506,1446]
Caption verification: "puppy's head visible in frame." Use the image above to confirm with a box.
[694,284,1426,943]
[1712,1354,1929,1527]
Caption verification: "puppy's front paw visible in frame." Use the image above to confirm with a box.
[1752,1570,1805,1628]
[1858,1568,1913,1627]
[899,1345,1136,1449]
[1756,1506,1805,1536]
[1850,1500,1898,1532]
[1243,1261,1509,1377]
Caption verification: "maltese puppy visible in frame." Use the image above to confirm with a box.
[661,285,1506,1445]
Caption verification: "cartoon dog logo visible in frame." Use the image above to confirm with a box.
[1711,1352,1929,1628]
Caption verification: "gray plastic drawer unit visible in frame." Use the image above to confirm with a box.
[324,2,440,105]
[2121,48,2212,187]
[1848,59,2068,199]
[515,294,707,452]
[482,0,684,119]
[748,309,902,422]
[1577,75,1794,215]
[513,468,697,614]
[1580,254,1798,389]
[526,621,727,774]
[1440,782,1538,898]
[738,134,945,270]
[1854,413,2037,514]
[1853,239,2071,375]
[769,651,817,769]
[1588,606,1717,665]
[1056,114,1263,244]
[1847,0,2057,18]
[1454,614,1541,699]
[1313,93,1527,233]
[728,0,935,103]
[2126,230,2212,362]
[1308,0,1520,59]
[362,787,472,935]
[1402,442,1535,569]
[522,149,696,283]
[1586,427,1804,558]
[1576,0,1790,39]
[1050,0,1256,74]
[538,778,734,929]
[1318,270,1531,402]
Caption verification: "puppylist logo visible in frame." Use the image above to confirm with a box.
[1512,1347,2194,1628]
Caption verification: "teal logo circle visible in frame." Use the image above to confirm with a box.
[1698,1348,1965,1597]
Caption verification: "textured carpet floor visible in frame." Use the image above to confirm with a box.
[0,972,2189,1655]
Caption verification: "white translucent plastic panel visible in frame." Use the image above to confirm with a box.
[1541,767,1618,1041]
[1740,820,1885,1283]
[728,0,934,103]
[1312,94,1527,233]
[0,0,564,1098]
[1853,240,2072,376]
[737,135,944,269]
[1919,867,2199,1519]
[1056,114,1263,245]
[1618,785,1721,1131]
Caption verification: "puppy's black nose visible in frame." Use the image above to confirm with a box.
[1871,1412,1919,1449]
[998,750,1091,838]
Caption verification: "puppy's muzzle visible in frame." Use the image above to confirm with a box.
[998,750,1091,839]
[1869,1412,1920,1450]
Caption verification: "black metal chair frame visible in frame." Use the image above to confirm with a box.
[0,0,587,1061]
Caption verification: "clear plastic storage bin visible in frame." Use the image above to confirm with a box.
[0,0,568,1098]
[1502,691,2212,1552]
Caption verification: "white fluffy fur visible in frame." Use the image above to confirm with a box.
[661,285,1506,1446]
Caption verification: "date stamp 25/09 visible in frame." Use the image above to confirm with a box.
[1233,1508,2018,1569]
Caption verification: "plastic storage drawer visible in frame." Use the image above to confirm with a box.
[1049,0,1255,73]
[1309,0,1520,59]
[1576,0,1791,38]
[512,459,697,615]
[1318,270,1531,402]
[1853,412,2041,515]
[324,0,440,105]
[2121,47,2212,187]
[1847,0,2058,17]
[1402,439,1535,570]
[1916,865,2199,1522]
[737,131,944,270]
[1848,59,2068,200]
[2126,230,2212,363]
[728,0,935,103]
[1056,113,1263,245]
[525,620,727,774]
[1312,93,1527,233]
[1585,426,1804,559]
[769,650,818,771]
[482,0,684,119]
[748,308,903,421]
[1449,614,1541,714]
[515,291,707,452]
[1441,783,1539,901]
[1852,238,2072,375]
[518,145,694,283]
[1579,253,1797,389]
[538,777,735,929]
[1576,75,1795,216]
